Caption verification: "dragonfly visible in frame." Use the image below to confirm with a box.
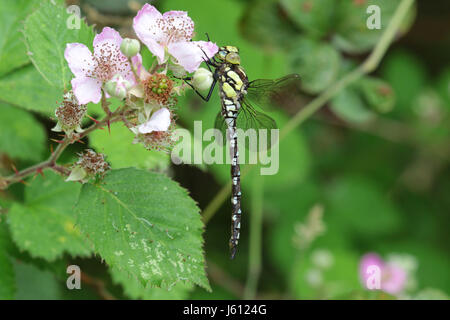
[185,44,301,259]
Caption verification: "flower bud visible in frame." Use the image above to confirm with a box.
[120,38,140,58]
[192,68,213,91]
[105,74,131,100]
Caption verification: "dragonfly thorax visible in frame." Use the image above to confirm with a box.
[218,64,248,103]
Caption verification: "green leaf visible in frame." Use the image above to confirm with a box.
[333,0,416,54]
[381,50,427,111]
[0,0,39,76]
[75,168,210,290]
[359,77,396,113]
[0,221,15,299]
[289,37,341,94]
[110,267,193,299]
[8,170,91,260]
[13,260,61,299]
[0,65,62,115]
[0,103,46,161]
[23,0,95,89]
[280,0,337,38]
[330,83,376,124]
[89,122,170,170]
[240,0,299,50]
[330,75,395,123]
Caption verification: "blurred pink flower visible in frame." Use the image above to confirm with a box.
[133,4,218,72]
[359,253,407,295]
[65,27,142,104]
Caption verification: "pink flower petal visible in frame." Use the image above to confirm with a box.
[133,4,165,63]
[138,108,171,134]
[162,10,194,41]
[93,27,123,49]
[382,264,407,294]
[196,40,219,60]
[71,76,103,104]
[65,43,95,78]
[168,41,218,73]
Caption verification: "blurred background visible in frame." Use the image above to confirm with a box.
[1,0,449,299]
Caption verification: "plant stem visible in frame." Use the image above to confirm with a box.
[244,176,264,299]
[80,272,116,300]
[201,0,414,223]
[207,260,246,299]
[1,106,126,189]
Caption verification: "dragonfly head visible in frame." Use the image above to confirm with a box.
[216,46,241,65]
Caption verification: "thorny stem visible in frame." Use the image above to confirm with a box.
[201,0,414,223]
[1,103,127,189]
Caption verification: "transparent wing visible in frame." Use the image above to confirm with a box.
[236,100,277,132]
[246,73,301,111]
[214,111,227,146]
[238,100,277,151]
[214,101,278,150]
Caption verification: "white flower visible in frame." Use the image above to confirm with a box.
[137,107,171,134]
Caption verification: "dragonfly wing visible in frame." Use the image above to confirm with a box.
[214,111,228,146]
[236,100,277,151]
[246,73,301,111]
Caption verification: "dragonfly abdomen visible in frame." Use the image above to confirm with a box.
[220,95,242,259]
[219,66,247,259]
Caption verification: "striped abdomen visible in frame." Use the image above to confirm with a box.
[218,65,248,259]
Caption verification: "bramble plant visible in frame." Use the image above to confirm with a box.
[0,1,219,296]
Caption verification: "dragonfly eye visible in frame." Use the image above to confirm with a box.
[226,52,241,65]
[217,50,228,60]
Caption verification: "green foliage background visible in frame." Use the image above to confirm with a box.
[0,0,449,300]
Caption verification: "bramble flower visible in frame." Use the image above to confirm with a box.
[52,91,87,136]
[66,149,110,183]
[65,27,142,104]
[130,107,175,151]
[359,253,407,295]
[133,4,218,73]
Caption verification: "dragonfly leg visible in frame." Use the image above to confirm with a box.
[183,76,217,102]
